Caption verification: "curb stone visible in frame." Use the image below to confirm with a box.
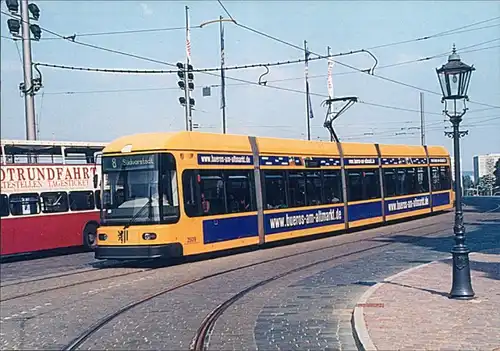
[351,255,453,351]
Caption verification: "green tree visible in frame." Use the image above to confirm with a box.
[462,175,473,190]
[494,159,500,187]
[478,174,496,195]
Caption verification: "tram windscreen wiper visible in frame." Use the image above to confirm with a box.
[123,198,152,230]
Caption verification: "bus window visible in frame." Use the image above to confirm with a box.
[69,191,95,211]
[288,171,306,208]
[0,194,9,217]
[95,190,101,209]
[263,171,287,210]
[323,171,342,203]
[41,192,69,213]
[9,193,40,216]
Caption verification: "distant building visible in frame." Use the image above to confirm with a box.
[473,153,500,185]
[450,156,463,182]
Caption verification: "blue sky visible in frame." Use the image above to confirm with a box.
[1,0,499,170]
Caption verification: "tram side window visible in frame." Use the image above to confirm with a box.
[41,192,69,213]
[288,172,306,208]
[383,169,397,197]
[182,170,200,217]
[225,171,255,213]
[405,168,416,195]
[263,171,288,209]
[69,191,95,211]
[364,170,380,199]
[347,169,380,202]
[440,166,451,190]
[305,171,322,206]
[431,167,441,191]
[199,171,226,215]
[0,194,9,217]
[416,167,429,193]
[9,193,40,216]
[323,171,342,204]
[347,171,363,202]
[396,168,407,195]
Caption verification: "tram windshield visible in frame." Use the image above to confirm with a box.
[100,153,179,225]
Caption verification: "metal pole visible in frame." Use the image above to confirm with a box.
[449,99,474,299]
[304,40,311,141]
[420,92,425,145]
[220,15,226,134]
[20,0,37,140]
[185,5,192,131]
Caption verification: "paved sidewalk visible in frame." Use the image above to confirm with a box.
[353,250,500,351]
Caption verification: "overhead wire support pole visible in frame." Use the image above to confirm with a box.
[185,5,192,131]
[304,40,311,140]
[220,15,227,134]
[420,92,425,145]
[20,0,37,140]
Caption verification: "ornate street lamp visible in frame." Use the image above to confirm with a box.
[436,44,475,299]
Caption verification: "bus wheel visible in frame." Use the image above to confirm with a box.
[83,222,98,250]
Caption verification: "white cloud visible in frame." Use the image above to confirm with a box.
[140,3,153,16]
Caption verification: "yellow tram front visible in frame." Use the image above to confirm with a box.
[95,151,184,259]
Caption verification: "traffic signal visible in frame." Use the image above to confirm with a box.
[178,97,195,107]
[5,0,19,13]
[7,18,20,36]
[30,24,41,40]
[177,62,195,108]
[28,3,40,20]
[176,62,194,91]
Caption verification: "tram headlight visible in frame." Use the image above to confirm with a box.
[98,233,108,241]
[142,233,157,240]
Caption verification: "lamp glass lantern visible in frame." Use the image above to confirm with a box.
[436,45,475,101]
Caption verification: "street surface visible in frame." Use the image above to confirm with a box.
[0,196,498,350]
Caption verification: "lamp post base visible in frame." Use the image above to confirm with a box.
[449,245,475,299]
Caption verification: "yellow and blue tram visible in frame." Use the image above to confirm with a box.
[95,131,453,259]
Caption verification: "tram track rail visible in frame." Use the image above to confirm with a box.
[0,258,148,289]
[0,214,444,303]
[188,225,451,351]
[191,205,500,351]
[0,265,155,302]
[61,214,456,351]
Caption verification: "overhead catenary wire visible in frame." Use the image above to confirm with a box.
[214,3,500,109]
[32,46,373,75]
[2,9,498,110]
[33,39,500,93]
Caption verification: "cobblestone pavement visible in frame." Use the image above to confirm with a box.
[0,204,498,350]
[355,248,500,351]
[1,252,98,284]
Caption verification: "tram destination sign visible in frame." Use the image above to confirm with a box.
[102,154,157,171]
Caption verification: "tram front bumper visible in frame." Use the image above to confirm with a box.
[95,244,183,260]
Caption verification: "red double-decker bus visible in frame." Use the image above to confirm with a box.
[0,139,107,259]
